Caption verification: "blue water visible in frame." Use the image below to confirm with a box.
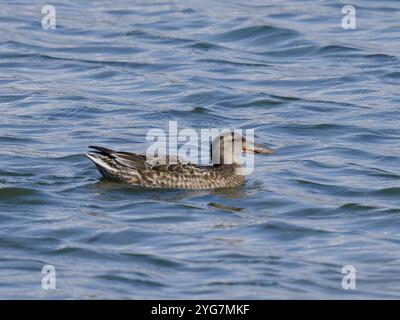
[0,0,399,299]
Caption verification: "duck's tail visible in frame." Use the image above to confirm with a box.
[86,146,119,179]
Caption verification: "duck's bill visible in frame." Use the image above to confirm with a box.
[243,143,274,154]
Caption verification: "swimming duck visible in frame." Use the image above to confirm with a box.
[86,132,273,189]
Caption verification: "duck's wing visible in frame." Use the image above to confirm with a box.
[146,155,213,176]
[87,146,209,174]
[88,146,147,171]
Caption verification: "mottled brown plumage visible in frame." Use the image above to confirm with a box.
[86,132,273,190]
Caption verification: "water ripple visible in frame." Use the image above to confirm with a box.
[0,0,399,299]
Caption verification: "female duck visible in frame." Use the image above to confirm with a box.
[86,132,273,189]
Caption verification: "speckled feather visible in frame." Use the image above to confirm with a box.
[86,146,244,189]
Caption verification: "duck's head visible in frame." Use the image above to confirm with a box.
[211,132,274,166]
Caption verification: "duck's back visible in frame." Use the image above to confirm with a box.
[86,146,244,189]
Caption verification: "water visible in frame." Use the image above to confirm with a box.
[0,0,399,299]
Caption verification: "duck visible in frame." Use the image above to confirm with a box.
[85,132,273,189]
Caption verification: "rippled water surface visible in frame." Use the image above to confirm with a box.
[1,0,400,299]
